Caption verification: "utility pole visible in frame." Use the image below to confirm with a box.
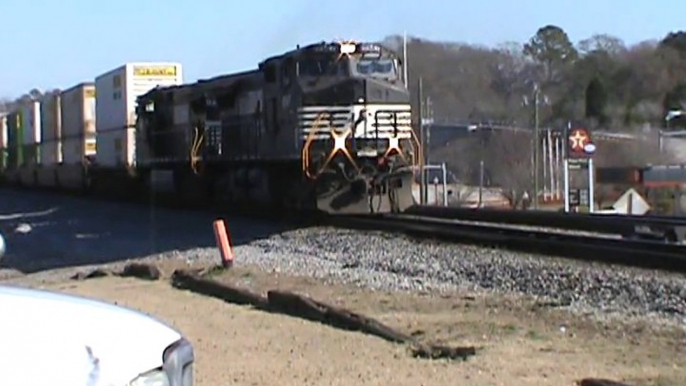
[425,96,433,149]
[423,95,432,203]
[403,32,408,88]
[478,160,484,207]
[533,84,540,210]
[418,77,425,205]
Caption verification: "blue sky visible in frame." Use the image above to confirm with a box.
[1,0,683,98]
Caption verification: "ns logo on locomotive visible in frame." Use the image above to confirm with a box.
[136,40,420,214]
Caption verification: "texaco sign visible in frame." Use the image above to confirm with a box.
[568,127,596,157]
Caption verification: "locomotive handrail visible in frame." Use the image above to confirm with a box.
[189,125,205,174]
[409,127,423,171]
[301,112,329,179]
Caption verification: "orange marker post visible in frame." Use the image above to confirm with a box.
[212,219,234,268]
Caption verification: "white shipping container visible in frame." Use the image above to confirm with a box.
[95,62,183,167]
[60,83,96,165]
[62,138,86,165]
[40,91,62,165]
[39,143,60,166]
[0,113,7,148]
[20,99,41,145]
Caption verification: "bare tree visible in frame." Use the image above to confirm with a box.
[383,28,686,212]
[28,88,42,100]
[578,34,627,56]
[431,137,479,182]
[523,25,579,86]
[481,130,534,209]
[595,128,672,166]
[0,98,11,113]
[386,27,686,132]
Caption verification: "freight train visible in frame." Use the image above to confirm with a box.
[0,40,421,214]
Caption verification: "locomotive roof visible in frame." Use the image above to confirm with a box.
[137,40,399,104]
[259,40,400,65]
[138,68,261,103]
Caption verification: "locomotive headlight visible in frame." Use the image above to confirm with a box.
[340,42,356,55]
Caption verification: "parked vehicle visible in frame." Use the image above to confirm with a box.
[0,284,194,385]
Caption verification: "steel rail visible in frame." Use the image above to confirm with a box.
[327,214,686,273]
[404,205,686,239]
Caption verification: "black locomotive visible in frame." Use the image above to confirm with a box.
[135,41,420,214]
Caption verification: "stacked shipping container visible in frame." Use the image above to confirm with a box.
[61,83,96,165]
[2,61,183,172]
[6,111,23,169]
[0,113,6,148]
[19,99,41,166]
[0,113,6,170]
[40,91,62,165]
[95,62,183,167]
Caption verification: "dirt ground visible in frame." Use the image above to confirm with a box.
[13,261,686,386]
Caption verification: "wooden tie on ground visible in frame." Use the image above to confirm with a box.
[576,379,636,386]
[170,268,478,361]
[70,262,161,281]
[69,262,655,380]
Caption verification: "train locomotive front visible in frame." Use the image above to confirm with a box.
[296,41,419,214]
[134,40,419,215]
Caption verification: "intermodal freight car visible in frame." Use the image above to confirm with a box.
[0,40,420,214]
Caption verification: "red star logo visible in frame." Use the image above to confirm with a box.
[569,129,590,152]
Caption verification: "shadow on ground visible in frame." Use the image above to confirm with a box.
[0,188,298,274]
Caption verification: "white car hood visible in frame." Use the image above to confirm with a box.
[0,285,182,386]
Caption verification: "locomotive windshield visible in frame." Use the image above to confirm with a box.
[298,54,348,77]
[294,42,401,82]
[353,56,398,79]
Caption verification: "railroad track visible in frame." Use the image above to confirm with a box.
[4,185,685,273]
[327,213,686,273]
[405,205,686,242]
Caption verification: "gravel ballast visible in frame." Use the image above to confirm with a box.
[1,188,684,327]
[231,228,686,325]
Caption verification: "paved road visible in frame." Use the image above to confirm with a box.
[0,188,289,273]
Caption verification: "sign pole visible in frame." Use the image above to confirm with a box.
[442,162,448,206]
[563,122,570,213]
[563,159,570,213]
[417,77,425,205]
[588,157,595,213]
[533,86,540,209]
[564,121,596,213]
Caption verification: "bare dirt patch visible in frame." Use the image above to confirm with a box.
[15,261,686,386]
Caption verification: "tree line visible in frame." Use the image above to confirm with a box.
[381,26,685,207]
[5,26,685,130]
[384,27,686,131]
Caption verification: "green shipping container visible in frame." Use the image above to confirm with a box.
[7,111,24,169]
[0,148,6,170]
[0,115,5,171]
[23,144,39,166]
[14,110,24,168]
[6,111,21,169]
